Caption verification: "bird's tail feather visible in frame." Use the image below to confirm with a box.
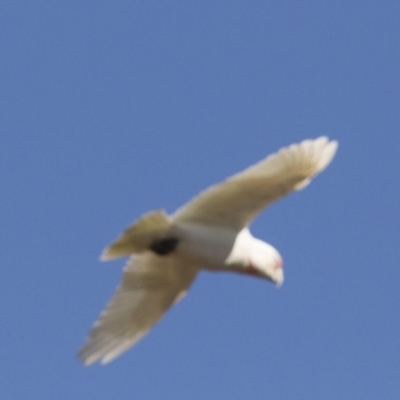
[100,209,173,261]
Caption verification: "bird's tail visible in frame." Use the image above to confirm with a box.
[100,209,173,261]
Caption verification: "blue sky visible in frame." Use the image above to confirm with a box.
[1,1,399,399]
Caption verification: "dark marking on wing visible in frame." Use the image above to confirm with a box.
[149,238,179,256]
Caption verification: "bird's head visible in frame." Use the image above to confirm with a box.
[246,239,284,286]
[225,228,284,286]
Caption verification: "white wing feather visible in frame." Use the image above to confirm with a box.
[78,254,197,365]
[173,137,338,229]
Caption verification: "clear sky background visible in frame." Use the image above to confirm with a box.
[1,2,399,399]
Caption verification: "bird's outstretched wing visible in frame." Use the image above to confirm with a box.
[173,137,338,230]
[78,254,197,365]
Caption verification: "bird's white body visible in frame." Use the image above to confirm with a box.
[171,222,239,269]
[78,137,338,365]
[173,223,283,282]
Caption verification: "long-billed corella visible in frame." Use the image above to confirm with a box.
[78,137,338,365]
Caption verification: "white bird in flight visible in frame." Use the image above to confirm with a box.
[78,136,338,365]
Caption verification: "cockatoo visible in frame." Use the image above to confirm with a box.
[78,137,338,365]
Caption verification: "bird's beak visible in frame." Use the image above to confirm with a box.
[274,268,284,288]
